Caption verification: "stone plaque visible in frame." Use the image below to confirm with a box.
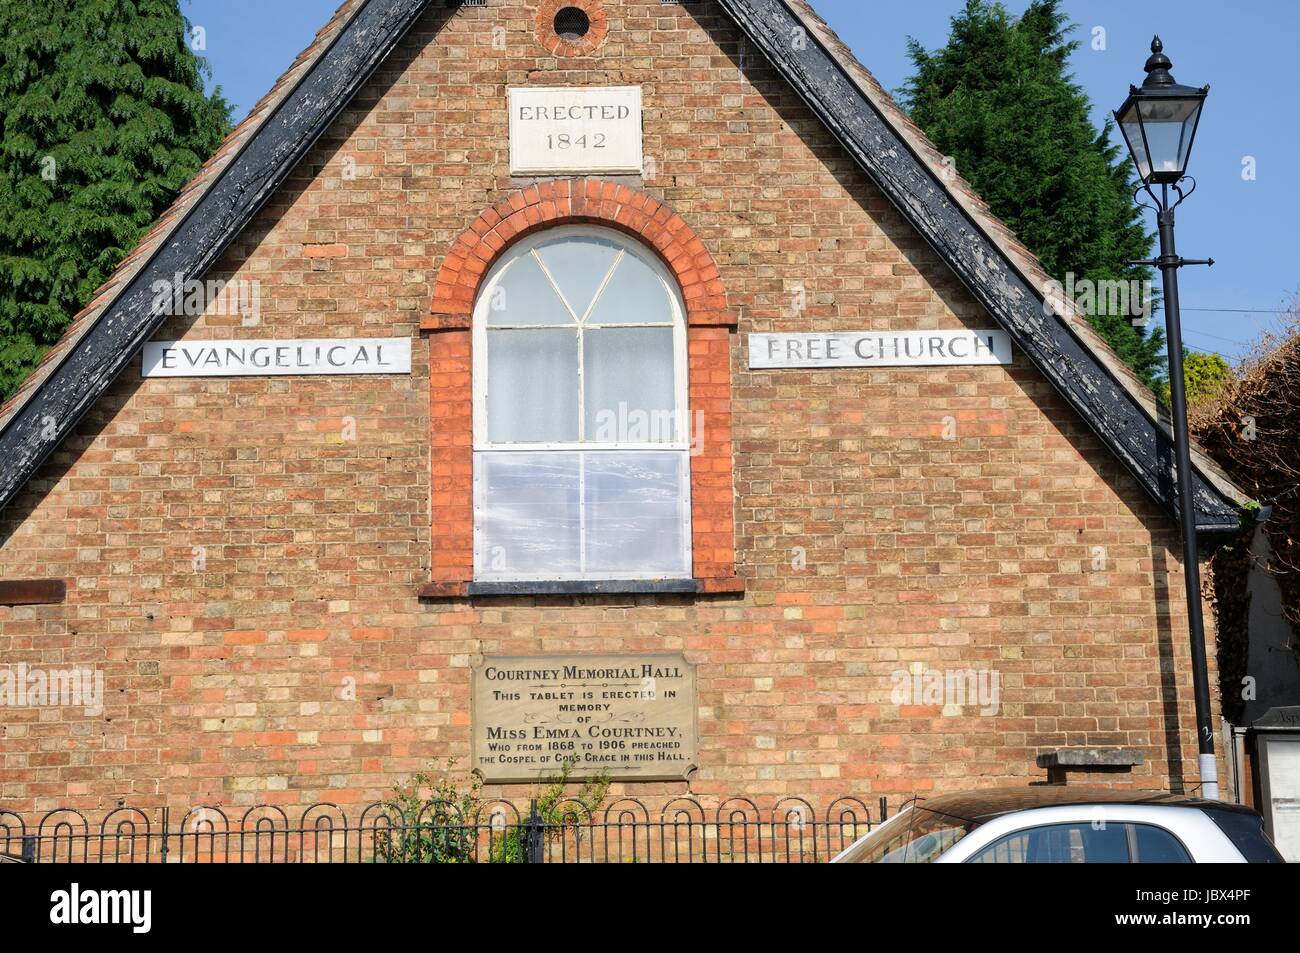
[748,329,1013,369]
[508,86,643,175]
[472,654,697,783]
[142,338,412,378]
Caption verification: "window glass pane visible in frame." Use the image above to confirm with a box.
[476,452,580,577]
[474,228,695,582]
[586,251,675,326]
[1120,117,1151,179]
[1203,809,1285,863]
[487,329,579,443]
[837,808,973,863]
[1131,825,1192,863]
[969,823,1130,863]
[584,327,677,443]
[535,234,622,319]
[485,253,574,326]
[1137,98,1201,177]
[582,452,688,575]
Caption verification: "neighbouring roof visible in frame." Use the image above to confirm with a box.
[0,0,1251,534]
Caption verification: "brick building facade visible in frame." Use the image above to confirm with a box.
[0,0,1250,814]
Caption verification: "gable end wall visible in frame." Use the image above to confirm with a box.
[0,0,1220,812]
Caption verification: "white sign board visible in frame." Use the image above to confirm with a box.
[142,338,412,378]
[748,330,1013,369]
[1259,735,1300,862]
[508,86,643,175]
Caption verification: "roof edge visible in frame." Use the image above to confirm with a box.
[724,0,1247,533]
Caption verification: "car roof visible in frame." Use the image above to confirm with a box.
[904,787,1257,826]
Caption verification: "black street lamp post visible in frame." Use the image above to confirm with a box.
[1115,37,1218,798]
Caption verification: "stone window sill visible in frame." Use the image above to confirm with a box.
[419,576,744,600]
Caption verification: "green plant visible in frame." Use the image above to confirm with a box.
[374,756,611,863]
[1158,349,1234,410]
[374,759,482,863]
[491,757,611,864]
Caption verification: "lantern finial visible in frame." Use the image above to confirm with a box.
[1143,36,1175,88]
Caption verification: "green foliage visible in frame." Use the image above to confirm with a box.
[374,757,611,864]
[375,759,483,863]
[490,756,611,864]
[1158,349,1233,410]
[900,0,1166,387]
[0,0,232,398]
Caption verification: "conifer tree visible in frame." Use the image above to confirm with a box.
[901,0,1166,387]
[0,0,231,398]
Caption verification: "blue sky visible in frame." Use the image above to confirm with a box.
[185,0,1299,362]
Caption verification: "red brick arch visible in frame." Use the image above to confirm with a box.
[421,180,741,598]
[424,179,732,331]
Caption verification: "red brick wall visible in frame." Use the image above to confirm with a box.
[427,327,473,593]
[0,0,1221,814]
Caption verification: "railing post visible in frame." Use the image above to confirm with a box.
[525,799,545,864]
[160,806,169,863]
[21,834,35,864]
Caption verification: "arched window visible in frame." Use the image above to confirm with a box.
[472,226,691,581]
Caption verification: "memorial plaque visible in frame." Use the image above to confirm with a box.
[472,654,697,783]
[508,86,643,175]
[748,329,1013,369]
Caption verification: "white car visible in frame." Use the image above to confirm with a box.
[832,788,1284,863]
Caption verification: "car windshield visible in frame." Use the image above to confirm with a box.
[837,807,973,863]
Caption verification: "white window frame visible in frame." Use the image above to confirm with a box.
[471,225,692,581]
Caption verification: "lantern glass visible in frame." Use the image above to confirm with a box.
[1117,93,1204,184]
